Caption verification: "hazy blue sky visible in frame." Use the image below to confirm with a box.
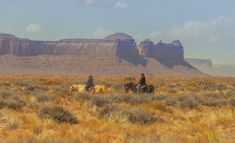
[0,0,235,64]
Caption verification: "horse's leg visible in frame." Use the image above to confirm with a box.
[152,87,155,94]
[90,88,93,94]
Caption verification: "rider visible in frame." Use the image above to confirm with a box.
[137,73,147,92]
[85,74,94,91]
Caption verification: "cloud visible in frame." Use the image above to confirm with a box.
[168,16,235,44]
[147,16,235,44]
[147,16,235,63]
[113,2,128,9]
[80,0,96,5]
[93,27,114,38]
[149,31,162,39]
[79,0,129,9]
[25,23,42,33]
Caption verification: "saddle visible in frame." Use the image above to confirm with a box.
[86,85,94,92]
[136,84,147,92]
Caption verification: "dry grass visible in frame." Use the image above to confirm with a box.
[0,75,234,142]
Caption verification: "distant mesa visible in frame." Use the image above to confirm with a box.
[186,58,213,67]
[0,32,205,76]
[104,33,134,41]
[186,58,235,77]
[0,33,17,39]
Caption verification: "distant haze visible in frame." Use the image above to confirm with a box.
[0,0,235,64]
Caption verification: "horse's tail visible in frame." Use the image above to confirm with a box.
[148,85,155,94]
[124,84,128,93]
[151,85,155,94]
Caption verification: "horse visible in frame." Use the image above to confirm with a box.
[69,84,86,93]
[124,82,155,94]
[69,84,113,94]
[124,82,137,93]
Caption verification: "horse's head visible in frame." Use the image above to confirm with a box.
[124,82,137,93]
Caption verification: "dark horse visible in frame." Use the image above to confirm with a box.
[124,82,155,94]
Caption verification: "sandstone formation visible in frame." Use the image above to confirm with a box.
[0,33,138,58]
[186,58,235,76]
[185,58,213,67]
[0,32,205,76]
[138,39,188,68]
[138,39,184,61]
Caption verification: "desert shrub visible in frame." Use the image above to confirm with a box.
[4,137,77,143]
[39,106,78,124]
[0,112,20,131]
[165,96,177,106]
[76,93,168,107]
[124,108,157,124]
[112,83,123,91]
[154,80,165,87]
[53,83,71,94]
[0,101,7,109]
[178,94,200,109]
[167,83,181,88]
[153,94,167,100]
[155,102,172,113]
[112,94,166,105]
[74,93,175,109]
[25,83,44,92]
[126,134,161,143]
[230,98,235,106]
[124,94,160,105]
[14,80,32,87]
[0,90,12,98]
[217,84,227,90]
[167,89,177,94]
[164,93,230,108]
[200,96,227,107]
[0,81,11,86]
[89,96,110,107]
[99,105,119,118]
[201,93,229,107]
[100,106,159,124]
[227,89,235,97]
[117,95,144,105]
[6,97,25,110]
[204,93,221,98]
[100,105,129,123]
[200,81,227,91]
[36,94,54,103]
[0,96,25,110]
[74,93,90,101]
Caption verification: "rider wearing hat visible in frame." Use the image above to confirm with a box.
[137,73,147,92]
[85,74,94,91]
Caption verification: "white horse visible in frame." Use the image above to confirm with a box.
[69,84,113,94]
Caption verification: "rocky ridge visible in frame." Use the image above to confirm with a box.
[0,33,204,76]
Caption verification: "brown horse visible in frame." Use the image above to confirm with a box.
[124,82,155,94]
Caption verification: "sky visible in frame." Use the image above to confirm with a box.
[0,0,235,64]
